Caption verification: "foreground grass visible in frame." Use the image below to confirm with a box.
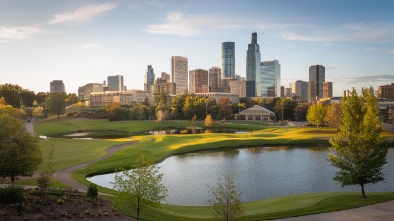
[110,192,394,221]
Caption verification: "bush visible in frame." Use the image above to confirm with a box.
[0,185,25,204]
[87,184,98,199]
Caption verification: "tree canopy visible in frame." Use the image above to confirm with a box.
[0,104,42,182]
[45,92,67,118]
[329,87,387,198]
[306,103,327,127]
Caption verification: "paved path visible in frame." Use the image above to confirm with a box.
[53,141,136,191]
[274,200,394,221]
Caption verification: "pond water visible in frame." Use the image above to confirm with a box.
[87,147,394,206]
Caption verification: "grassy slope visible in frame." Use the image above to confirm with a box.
[32,118,394,220]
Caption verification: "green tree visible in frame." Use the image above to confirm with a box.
[0,106,42,182]
[37,144,55,204]
[208,176,244,221]
[325,103,342,128]
[65,93,79,106]
[306,103,327,127]
[329,87,387,198]
[112,156,167,221]
[46,92,67,118]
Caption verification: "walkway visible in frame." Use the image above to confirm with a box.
[274,200,394,221]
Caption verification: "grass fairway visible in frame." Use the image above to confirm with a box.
[30,118,394,220]
[111,192,394,221]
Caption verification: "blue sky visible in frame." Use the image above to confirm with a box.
[1,0,394,96]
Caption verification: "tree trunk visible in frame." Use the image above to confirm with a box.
[361,183,367,198]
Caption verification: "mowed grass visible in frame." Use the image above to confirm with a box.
[30,118,394,221]
[111,192,394,221]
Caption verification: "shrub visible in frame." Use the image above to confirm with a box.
[0,185,25,204]
[87,184,98,199]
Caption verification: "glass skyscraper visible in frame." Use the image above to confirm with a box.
[107,75,124,91]
[221,42,235,79]
[171,56,188,94]
[246,32,261,97]
[144,65,155,93]
[260,60,281,97]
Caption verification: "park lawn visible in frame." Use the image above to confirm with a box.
[14,177,71,188]
[109,192,394,221]
[34,118,282,137]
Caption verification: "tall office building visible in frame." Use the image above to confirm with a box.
[144,65,155,93]
[246,32,261,97]
[260,60,281,97]
[78,83,104,101]
[378,83,394,99]
[107,75,124,91]
[221,42,235,79]
[171,56,188,94]
[323,82,333,98]
[308,65,325,101]
[161,72,170,81]
[291,80,309,101]
[209,67,221,92]
[50,80,65,93]
[189,69,208,93]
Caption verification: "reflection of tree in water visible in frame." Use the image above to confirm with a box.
[308,147,328,153]
[245,146,289,153]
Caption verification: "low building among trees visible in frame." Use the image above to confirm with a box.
[238,105,275,121]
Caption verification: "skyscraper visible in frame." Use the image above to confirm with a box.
[292,80,309,101]
[171,56,188,94]
[246,32,261,97]
[308,65,325,101]
[144,65,155,93]
[209,67,221,92]
[260,60,281,97]
[189,69,208,93]
[107,75,124,91]
[221,42,235,79]
[50,80,65,93]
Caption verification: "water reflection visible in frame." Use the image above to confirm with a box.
[87,147,394,206]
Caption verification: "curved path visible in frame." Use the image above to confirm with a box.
[54,141,137,191]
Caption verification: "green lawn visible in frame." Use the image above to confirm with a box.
[26,118,394,221]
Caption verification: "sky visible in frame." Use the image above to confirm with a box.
[1,0,394,96]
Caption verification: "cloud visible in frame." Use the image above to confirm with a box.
[328,75,394,85]
[48,3,117,24]
[0,25,44,43]
[389,50,394,54]
[82,43,98,49]
[144,11,249,36]
[365,47,377,51]
[282,22,394,44]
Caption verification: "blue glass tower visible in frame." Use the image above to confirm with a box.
[221,42,235,79]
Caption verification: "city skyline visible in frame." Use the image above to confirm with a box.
[1,0,394,96]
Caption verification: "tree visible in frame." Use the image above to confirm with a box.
[295,103,310,121]
[112,156,167,221]
[208,176,244,221]
[325,103,342,128]
[217,97,233,119]
[33,106,44,119]
[37,144,55,204]
[65,93,79,106]
[156,109,168,122]
[329,87,387,198]
[306,103,327,127]
[46,92,67,118]
[205,114,214,128]
[0,106,42,182]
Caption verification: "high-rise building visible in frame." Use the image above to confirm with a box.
[246,32,261,97]
[378,83,394,99]
[171,56,188,94]
[189,69,208,93]
[50,80,65,93]
[229,80,247,97]
[107,75,124,91]
[144,65,155,93]
[260,60,281,97]
[308,65,325,101]
[323,82,333,98]
[161,72,170,81]
[209,67,221,92]
[292,80,309,101]
[152,77,176,95]
[221,42,235,79]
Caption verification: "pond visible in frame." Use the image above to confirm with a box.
[87,147,394,206]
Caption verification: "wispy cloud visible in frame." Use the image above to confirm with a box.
[48,3,117,25]
[82,43,98,49]
[365,47,377,51]
[0,25,44,43]
[282,22,394,44]
[328,74,394,85]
